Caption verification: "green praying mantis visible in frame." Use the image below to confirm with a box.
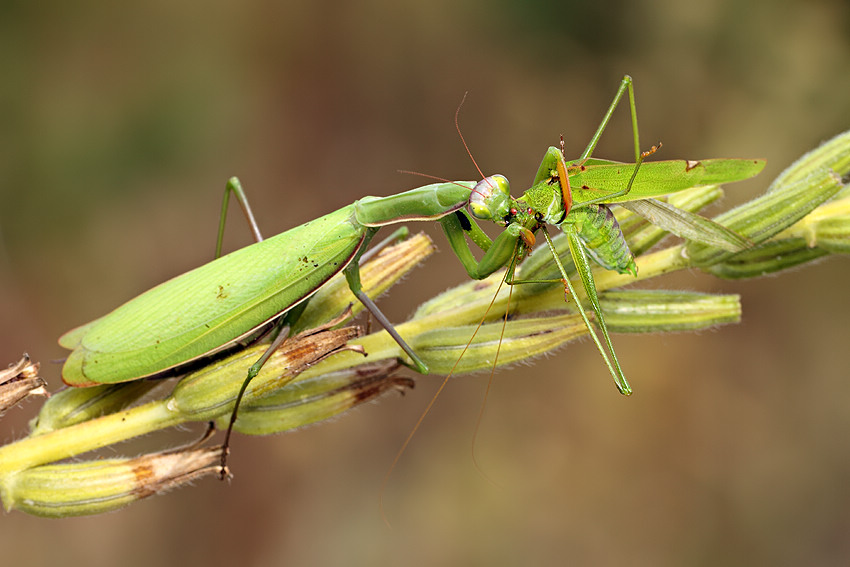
[58,75,764,454]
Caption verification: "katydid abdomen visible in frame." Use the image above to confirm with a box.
[563,204,637,276]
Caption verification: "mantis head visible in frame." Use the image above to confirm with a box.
[469,174,512,221]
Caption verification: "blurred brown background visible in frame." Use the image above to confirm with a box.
[2,0,850,565]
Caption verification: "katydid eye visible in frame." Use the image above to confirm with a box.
[469,175,511,220]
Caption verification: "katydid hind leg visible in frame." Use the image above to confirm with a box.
[567,75,657,209]
[579,75,640,162]
[215,177,265,259]
[568,140,659,209]
[543,229,632,395]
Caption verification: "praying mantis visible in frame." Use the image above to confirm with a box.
[58,76,764,445]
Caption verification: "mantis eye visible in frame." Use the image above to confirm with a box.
[469,175,511,220]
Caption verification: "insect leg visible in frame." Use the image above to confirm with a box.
[215,177,265,259]
[344,229,429,374]
[579,75,640,162]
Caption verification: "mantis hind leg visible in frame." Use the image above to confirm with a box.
[215,177,265,259]
[214,176,270,473]
[221,325,292,473]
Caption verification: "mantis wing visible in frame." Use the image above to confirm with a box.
[61,205,364,386]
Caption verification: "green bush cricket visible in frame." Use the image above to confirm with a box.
[436,75,764,394]
[58,75,764,466]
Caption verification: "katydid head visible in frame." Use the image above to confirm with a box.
[469,175,511,221]
[519,180,567,226]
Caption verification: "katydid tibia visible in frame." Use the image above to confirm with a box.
[59,75,764,455]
